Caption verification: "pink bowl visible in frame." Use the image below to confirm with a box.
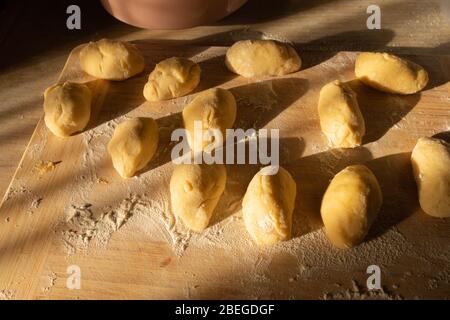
[100,0,248,29]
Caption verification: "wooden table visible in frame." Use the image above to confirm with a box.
[0,0,449,300]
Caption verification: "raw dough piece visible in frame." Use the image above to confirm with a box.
[44,82,92,137]
[321,165,382,249]
[182,88,236,152]
[242,166,297,246]
[79,39,145,80]
[170,163,226,232]
[107,118,159,178]
[318,80,365,148]
[225,39,301,77]
[411,137,450,217]
[143,57,201,101]
[355,52,428,94]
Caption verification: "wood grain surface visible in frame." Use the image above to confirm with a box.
[0,42,449,300]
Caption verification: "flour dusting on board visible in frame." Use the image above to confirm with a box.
[48,50,450,299]
[0,290,15,300]
[60,194,141,254]
[42,272,57,294]
[56,105,424,297]
[323,280,403,300]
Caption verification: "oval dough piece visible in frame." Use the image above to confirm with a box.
[143,57,201,101]
[318,80,365,148]
[107,118,159,178]
[170,163,226,232]
[411,137,450,218]
[321,165,382,249]
[242,166,297,246]
[355,52,428,94]
[225,40,301,77]
[182,88,236,152]
[79,39,145,80]
[44,82,92,137]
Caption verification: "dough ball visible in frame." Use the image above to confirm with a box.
[182,88,236,152]
[79,39,145,80]
[242,166,297,246]
[143,57,201,101]
[225,40,301,77]
[107,118,159,178]
[318,80,365,148]
[170,163,226,232]
[411,137,450,218]
[44,82,92,137]
[355,52,428,94]
[321,165,382,249]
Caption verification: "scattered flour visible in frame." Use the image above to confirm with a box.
[427,269,450,290]
[42,272,57,294]
[4,185,32,202]
[323,280,403,300]
[60,194,141,254]
[27,196,43,214]
[0,290,15,300]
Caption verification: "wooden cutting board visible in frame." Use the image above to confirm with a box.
[0,42,449,300]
